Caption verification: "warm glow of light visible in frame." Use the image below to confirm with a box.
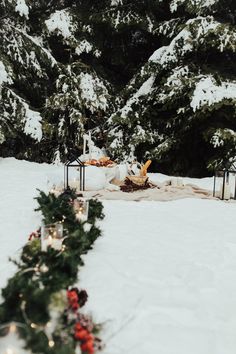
[9,323,16,333]
[48,340,55,348]
[30,323,37,329]
[40,265,48,273]
[4,349,15,354]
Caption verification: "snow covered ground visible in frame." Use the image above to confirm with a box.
[1,158,236,354]
[0,158,61,291]
[80,199,236,354]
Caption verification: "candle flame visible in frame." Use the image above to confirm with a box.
[9,323,16,334]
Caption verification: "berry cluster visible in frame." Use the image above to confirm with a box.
[67,288,99,353]
[74,322,95,354]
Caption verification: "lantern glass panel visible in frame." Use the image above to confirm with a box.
[213,169,236,200]
[41,223,63,251]
[74,198,89,222]
[64,159,86,191]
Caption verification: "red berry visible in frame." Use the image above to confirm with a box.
[81,341,94,354]
[74,323,82,331]
[74,329,88,341]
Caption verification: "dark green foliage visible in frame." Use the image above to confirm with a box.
[1,0,236,175]
[0,191,104,353]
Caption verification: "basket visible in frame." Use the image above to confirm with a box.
[126,175,148,186]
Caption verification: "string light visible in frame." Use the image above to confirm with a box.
[30,323,37,329]
[48,340,55,348]
[46,322,52,328]
[20,265,40,275]
[19,301,56,348]
[39,264,49,273]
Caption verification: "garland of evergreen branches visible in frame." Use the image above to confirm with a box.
[0,189,105,354]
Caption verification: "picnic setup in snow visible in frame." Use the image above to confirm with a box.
[49,132,236,202]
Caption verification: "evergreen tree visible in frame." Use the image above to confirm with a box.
[108,0,236,176]
[1,0,236,175]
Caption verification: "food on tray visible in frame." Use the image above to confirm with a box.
[140,160,152,176]
[84,157,116,167]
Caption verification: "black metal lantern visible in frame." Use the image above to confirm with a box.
[213,163,236,200]
[64,157,86,191]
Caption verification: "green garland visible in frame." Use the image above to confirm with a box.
[0,189,104,354]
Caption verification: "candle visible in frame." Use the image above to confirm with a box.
[41,223,64,251]
[41,235,63,251]
[74,198,89,222]
[76,212,87,222]
[70,178,78,189]
[56,223,63,238]
[41,235,52,252]
[52,238,63,250]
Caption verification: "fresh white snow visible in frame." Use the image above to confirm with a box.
[148,27,193,66]
[0,61,11,87]
[111,0,123,6]
[80,199,236,354]
[22,33,57,67]
[45,10,75,39]
[8,89,43,141]
[119,76,155,118]
[191,76,236,112]
[15,0,29,19]
[23,104,42,141]
[1,158,236,354]
[170,0,218,13]
[0,158,60,292]
[79,72,109,112]
[76,40,93,56]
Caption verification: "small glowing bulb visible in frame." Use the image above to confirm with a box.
[30,323,37,329]
[40,265,49,273]
[48,340,55,348]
